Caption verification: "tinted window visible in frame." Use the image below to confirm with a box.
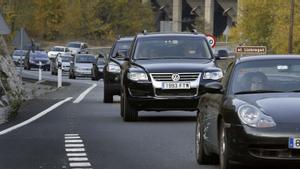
[112,41,132,58]
[97,58,105,65]
[52,47,65,52]
[62,56,72,62]
[231,59,300,94]
[75,55,95,63]
[134,37,212,60]
[13,50,26,56]
[67,43,81,48]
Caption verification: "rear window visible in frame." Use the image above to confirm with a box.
[67,43,81,48]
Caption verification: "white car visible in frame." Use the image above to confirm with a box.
[48,46,71,59]
[66,42,88,54]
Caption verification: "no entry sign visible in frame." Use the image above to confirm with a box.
[206,34,216,48]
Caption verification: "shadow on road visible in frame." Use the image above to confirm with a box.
[138,115,196,122]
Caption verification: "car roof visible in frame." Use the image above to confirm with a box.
[54,46,66,48]
[118,37,134,42]
[135,32,207,39]
[67,41,86,44]
[236,55,300,64]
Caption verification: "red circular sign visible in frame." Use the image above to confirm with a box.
[206,34,216,48]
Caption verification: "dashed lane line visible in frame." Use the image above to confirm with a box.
[64,134,93,169]
[0,97,73,136]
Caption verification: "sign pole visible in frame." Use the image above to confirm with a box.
[20,28,23,77]
[38,61,42,81]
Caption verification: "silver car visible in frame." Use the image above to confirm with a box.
[12,50,27,66]
[69,54,96,79]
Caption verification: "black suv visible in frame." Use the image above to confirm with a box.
[120,33,223,121]
[103,37,134,103]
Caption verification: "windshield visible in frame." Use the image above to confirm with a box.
[231,59,300,94]
[97,58,105,65]
[62,56,72,62]
[67,43,81,48]
[31,52,48,59]
[75,55,95,63]
[134,37,212,60]
[112,41,132,58]
[52,47,65,52]
[13,50,26,56]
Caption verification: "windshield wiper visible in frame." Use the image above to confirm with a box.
[234,90,282,95]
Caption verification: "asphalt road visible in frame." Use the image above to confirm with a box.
[0,69,294,169]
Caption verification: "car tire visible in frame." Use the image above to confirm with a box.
[123,92,138,122]
[196,112,217,165]
[219,120,235,169]
[120,90,124,117]
[103,84,113,103]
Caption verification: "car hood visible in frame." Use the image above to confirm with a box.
[133,59,217,73]
[62,62,70,66]
[75,63,92,69]
[68,48,80,53]
[236,93,300,123]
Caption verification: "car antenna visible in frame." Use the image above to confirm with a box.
[142,30,147,35]
[191,29,198,34]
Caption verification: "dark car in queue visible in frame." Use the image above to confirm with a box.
[69,54,96,79]
[103,37,133,103]
[120,33,223,121]
[91,54,105,81]
[195,55,300,169]
[24,51,50,71]
[11,49,26,66]
[51,53,73,75]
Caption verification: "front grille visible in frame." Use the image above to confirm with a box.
[151,73,200,82]
[249,147,300,159]
[155,89,197,97]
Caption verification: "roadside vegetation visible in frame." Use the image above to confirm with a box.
[229,0,300,54]
[0,0,155,45]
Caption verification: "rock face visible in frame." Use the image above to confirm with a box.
[0,45,24,124]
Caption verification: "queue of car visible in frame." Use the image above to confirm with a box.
[10,32,300,169]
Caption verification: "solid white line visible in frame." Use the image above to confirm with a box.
[73,83,97,103]
[65,136,81,139]
[0,97,73,136]
[67,153,87,157]
[65,144,84,148]
[64,134,79,136]
[68,157,88,161]
[69,162,91,167]
[65,140,83,143]
[65,148,85,152]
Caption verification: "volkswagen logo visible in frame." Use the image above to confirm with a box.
[171,74,180,81]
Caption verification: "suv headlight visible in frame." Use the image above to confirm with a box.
[203,71,223,80]
[107,62,121,73]
[238,104,276,128]
[127,72,148,81]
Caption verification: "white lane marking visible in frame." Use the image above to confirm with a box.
[65,144,84,148]
[67,153,87,157]
[0,97,73,136]
[66,148,85,152]
[73,83,97,103]
[68,157,89,161]
[65,136,81,139]
[69,162,91,167]
[65,140,83,143]
[65,134,79,136]
[72,168,93,169]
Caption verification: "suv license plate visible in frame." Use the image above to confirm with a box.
[289,138,300,149]
[162,82,190,89]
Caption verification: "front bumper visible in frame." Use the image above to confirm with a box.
[75,70,92,77]
[226,124,300,165]
[126,80,200,111]
[29,63,50,69]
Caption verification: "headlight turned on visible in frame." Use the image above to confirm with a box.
[203,71,223,80]
[127,72,148,81]
[238,104,276,128]
[107,62,121,73]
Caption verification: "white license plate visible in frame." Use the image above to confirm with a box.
[289,138,300,149]
[162,82,190,89]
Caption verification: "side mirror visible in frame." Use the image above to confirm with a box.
[204,82,224,94]
[116,50,129,60]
